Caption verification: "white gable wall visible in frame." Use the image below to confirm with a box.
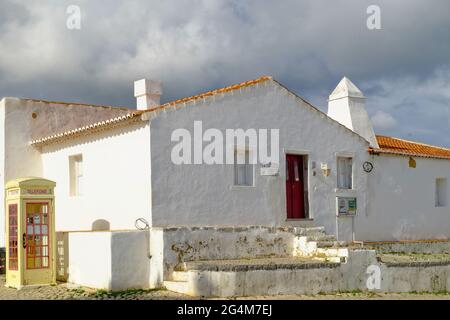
[40,122,151,232]
[149,81,370,239]
[360,154,450,241]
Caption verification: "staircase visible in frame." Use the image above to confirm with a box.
[293,227,350,263]
[163,226,354,296]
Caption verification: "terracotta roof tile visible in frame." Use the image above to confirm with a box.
[370,135,450,160]
[23,98,131,112]
[30,76,272,146]
[30,113,141,146]
[147,75,272,113]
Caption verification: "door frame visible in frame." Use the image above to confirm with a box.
[284,149,311,220]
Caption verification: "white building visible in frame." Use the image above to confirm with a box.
[1,75,450,290]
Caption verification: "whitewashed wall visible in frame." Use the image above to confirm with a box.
[150,81,370,239]
[0,97,132,247]
[64,230,150,290]
[41,122,151,232]
[3,98,43,182]
[1,98,45,248]
[360,154,450,241]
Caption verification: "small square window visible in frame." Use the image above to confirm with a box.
[69,154,83,196]
[337,157,353,189]
[234,149,254,186]
[435,178,447,207]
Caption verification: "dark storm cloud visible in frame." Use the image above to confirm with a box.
[0,0,449,146]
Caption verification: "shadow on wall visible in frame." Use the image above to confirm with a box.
[92,219,110,231]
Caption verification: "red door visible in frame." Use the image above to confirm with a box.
[286,155,305,219]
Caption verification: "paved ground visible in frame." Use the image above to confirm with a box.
[0,275,190,300]
[2,275,450,300]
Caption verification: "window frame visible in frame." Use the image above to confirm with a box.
[8,203,18,271]
[69,154,83,197]
[435,177,448,208]
[336,153,354,190]
[233,148,255,187]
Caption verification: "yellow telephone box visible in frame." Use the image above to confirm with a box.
[5,177,56,289]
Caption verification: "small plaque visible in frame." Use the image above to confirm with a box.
[24,189,50,195]
[261,167,279,176]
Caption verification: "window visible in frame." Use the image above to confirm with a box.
[234,149,254,186]
[8,204,18,270]
[337,157,353,189]
[69,154,83,196]
[26,203,50,269]
[435,178,447,207]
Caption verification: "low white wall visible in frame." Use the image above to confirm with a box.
[183,249,450,297]
[361,155,450,241]
[66,231,112,289]
[60,230,151,291]
[110,231,151,291]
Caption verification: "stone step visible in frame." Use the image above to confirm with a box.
[316,247,349,259]
[295,226,326,237]
[316,241,347,248]
[322,256,345,263]
[183,257,340,272]
[307,234,337,241]
[172,271,189,282]
[164,280,190,295]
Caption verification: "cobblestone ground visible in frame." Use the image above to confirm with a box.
[0,275,191,300]
[2,275,450,300]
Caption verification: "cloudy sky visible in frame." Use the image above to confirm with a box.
[1,0,449,147]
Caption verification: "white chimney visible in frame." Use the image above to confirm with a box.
[327,77,379,148]
[134,79,162,110]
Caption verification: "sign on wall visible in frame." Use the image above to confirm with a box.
[337,197,357,216]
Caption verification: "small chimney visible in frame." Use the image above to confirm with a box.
[134,79,162,110]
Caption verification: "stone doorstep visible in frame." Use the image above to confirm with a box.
[176,257,341,273]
